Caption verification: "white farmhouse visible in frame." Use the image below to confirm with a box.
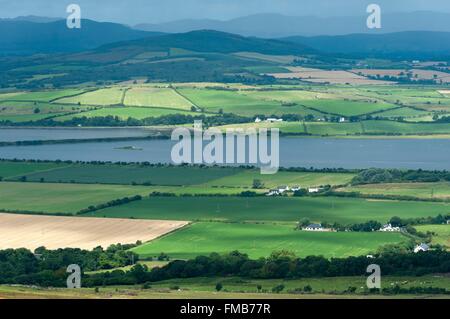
[254,117,262,123]
[277,185,290,194]
[266,189,280,197]
[291,185,301,192]
[414,243,430,253]
[379,224,401,232]
[308,187,323,193]
[302,223,325,232]
[265,118,283,123]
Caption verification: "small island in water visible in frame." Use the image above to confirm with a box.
[114,146,144,151]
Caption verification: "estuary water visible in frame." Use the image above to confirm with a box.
[0,128,449,170]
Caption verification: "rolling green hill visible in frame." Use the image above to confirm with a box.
[100,30,316,56]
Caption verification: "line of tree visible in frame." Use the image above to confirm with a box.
[62,249,450,287]
[77,195,142,215]
[2,249,449,288]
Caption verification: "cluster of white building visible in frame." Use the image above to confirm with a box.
[378,223,402,232]
[254,117,283,123]
[266,185,324,196]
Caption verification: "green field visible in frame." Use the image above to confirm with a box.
[9,164,243,186]
[0,113,66,123]
[0,182,153,213]
[375,107,431,118]
[415,225,450,247]
[178,88,285,115]
[124,87,192,110]
[342,182,450,199]
[217,120,450,136]
[202,170,355,188]
[1,89,85,102]
[0,101,88,116]
[0,161,67,180]
[54,106,197,120]
[306,122,363,135]
[56,87,125,106]
[301,99,396,117]
[132,222,405,259]
[92,195,450,223]
[362,120,450,135]
[7,163,354,189]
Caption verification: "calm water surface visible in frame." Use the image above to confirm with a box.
[0,133,449,170]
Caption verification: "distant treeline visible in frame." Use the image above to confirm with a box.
[351,168,450,185]
[0,158,359,174]
[0,113,253,128]
[1,248,449,288]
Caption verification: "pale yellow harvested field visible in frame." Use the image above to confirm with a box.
[353,69,450,83]
[269,67,391,85]
[352,69,405,77]
[0,213,188,250]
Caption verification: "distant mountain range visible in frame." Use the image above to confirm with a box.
[135,11,450,38]
[0,15,62,23]
[0,19,161,55]
[285,31,450,58]
[1,14,450,59]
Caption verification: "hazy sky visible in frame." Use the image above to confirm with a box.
[1,0,449,24]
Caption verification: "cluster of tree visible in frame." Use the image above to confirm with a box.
[293,186,331,197]
[436,116,450,123]
[77,195,142,215]
[338,220,382,232]
[389,214,449,227]
[0,245,139,286]
[351,168,450,185]
[381,285,448,295]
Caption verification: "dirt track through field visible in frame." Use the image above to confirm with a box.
[0,213,188,250]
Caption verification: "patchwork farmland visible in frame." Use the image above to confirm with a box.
[1,83,450,130]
